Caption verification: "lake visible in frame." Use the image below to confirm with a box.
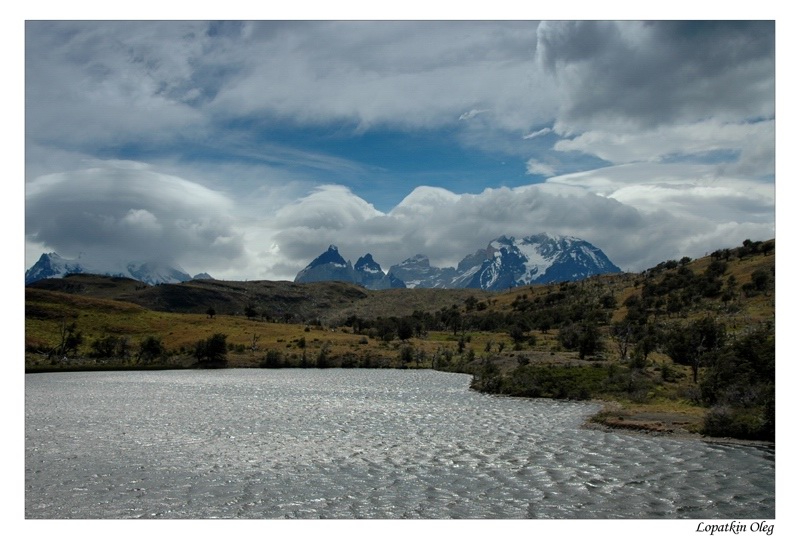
[25,368,774,519]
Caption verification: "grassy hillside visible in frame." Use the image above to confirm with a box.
[28,275,492,325]
[25,285,502,371]
[25,239,775,440]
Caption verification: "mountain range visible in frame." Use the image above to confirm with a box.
[26,233,620,289]
[24,252,210,286]
[296,233,621,291]
[294,246,406,290]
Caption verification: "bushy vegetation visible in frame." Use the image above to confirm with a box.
[699,323,774,440]
[193,333,229,368]
[461,239,775,440]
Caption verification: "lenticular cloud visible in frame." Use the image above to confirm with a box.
[25,163,244,265]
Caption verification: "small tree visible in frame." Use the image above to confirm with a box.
[316,342,331,368]
[577,322,601,359]
[194,333,228,367]
[397,318,414,341]
[751,269,769,292]
[53,319,82,359]
[206,307,216,319]
[664,317,725,383]
[250,334,260,354]
[611,322,634,361]
[260,349,284,368]
[509,323,528,347]
[560,322,601,359]
[399,344,414,364]
[139,336,166,364]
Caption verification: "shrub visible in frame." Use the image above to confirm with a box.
[138,336,165,363]
[316,343,331,368]
[702,405,773,441]
[194,333,228,367]
[501,364,608,400]
[260,349,284,368]
[89,335,131,360]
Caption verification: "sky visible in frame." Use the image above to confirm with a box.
[23,18,777,281]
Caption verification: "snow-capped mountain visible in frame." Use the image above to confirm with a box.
[294,246,405,290]
[25,252,196,286]
[354,254,405,290]
[389,233,621,290]
[387,255,457,289]
[296,235,619,291]
[354,254,384,286]
[454,234,621,290]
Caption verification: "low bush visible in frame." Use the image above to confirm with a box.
[702,405,773,441]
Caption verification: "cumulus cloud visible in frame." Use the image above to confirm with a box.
[25,162,245,271]
[260,160,774,279]
[25,21,775,176]
[545,162,775,266]
[274,184,383,230]
[265,181,642,274]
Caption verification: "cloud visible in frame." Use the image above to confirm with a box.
[525,159,558,177]
[536,21,774,134]
[266,182,643,274]
[523,127,552,139]
[208,21,555,132]
[23,158,775,282]
[459,109,490,121]
[25,162,245,271]
[545,162,774,266]
[25,21,208,149]
[548,162,774,214]
[274,185,383,229]
[554,119,775,171]
[22,22,775,282]
[260,158,774,279]
[25,21,775,181]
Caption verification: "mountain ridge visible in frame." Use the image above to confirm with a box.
[295,233,620,290]
[294,246,406,290]
[25,252,209,286]
[27,232,619,289]
[25,238,774,328]
[391,233,621,290]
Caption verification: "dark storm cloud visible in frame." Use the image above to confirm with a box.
[537,21,775,132]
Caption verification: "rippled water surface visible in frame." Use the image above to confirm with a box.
[25,369,774,519]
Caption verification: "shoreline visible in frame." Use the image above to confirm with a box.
[584,401,775,447]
